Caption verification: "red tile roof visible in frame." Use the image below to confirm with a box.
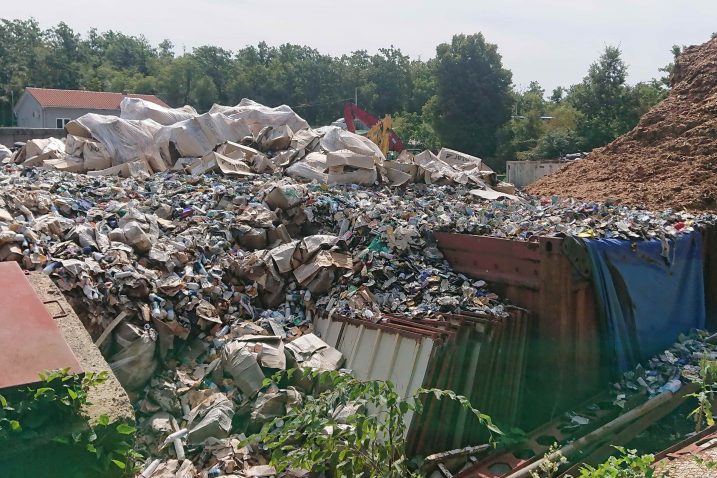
[23,87,169,110]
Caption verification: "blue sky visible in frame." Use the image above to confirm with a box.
[7,0,717,93]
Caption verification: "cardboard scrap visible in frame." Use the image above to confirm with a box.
[285,333,343,371]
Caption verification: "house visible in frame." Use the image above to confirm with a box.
[13,87,169,128]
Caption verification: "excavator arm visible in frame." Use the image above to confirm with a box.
[343,102,405,155]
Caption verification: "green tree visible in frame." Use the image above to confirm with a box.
[658,44,683,87]
[192,45,232,104]
[568,46,639,150]
[157,55,199,107]
[545,103,580,132]
[393,112,441,151]
[407,59,436,113]
[529,129,585,160]
[427,33,513,158]
[495,82,547,161]
[550,86,566,104]
[157,39,175,61]
[41,22,83,90]
[632,80,667,116]
[368,46,412,116]
[0,18,45,125]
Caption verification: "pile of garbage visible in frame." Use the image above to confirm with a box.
[2,94,716,476]
[529,35,717,212]
[560,329,717,451]
[0,157,710,475]
[610,330,716,409]
[8,96,514,199]
[0,163,514,476]
[569,329,717,449]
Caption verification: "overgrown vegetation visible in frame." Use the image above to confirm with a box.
[0,368,139,476]
[530,443,568,478]
[0,368,106,439]
[687,358,717,432]
[527,355,717,478]
[54,414,140,475]
[530,445,656,478]
[248,369,501,477]
[576,447,655,478]
[0,18,675,169]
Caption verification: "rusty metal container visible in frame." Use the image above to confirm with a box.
[0,262,82,391]
[434,233,604,426]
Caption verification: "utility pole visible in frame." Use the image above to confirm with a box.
[354,87,358,107]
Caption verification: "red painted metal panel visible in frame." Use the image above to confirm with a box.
[435,232,603,428]
[0,262,81,390]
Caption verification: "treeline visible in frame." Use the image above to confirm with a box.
[0,18,675,169]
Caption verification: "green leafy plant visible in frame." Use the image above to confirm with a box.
[530,443,568,478]
[248,369,501,478]
[576,447,654,478]
[0,368,107,439]
[687,358,717,432]
[497,426,528,449]
[692,454,717,470]
[0,369,140,476]
[55,415,141,474]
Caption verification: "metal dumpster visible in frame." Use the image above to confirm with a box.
[434,233,604,426]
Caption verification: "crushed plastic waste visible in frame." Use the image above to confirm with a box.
[561,330,717,435]
[1,98,714,476]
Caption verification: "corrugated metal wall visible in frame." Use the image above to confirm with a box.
[315,310,530,455]
[314,313,435,399]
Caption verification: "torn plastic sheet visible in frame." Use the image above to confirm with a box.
[210,98,309,134]
[120,96,198,125]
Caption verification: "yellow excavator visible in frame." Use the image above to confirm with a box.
[343,102,405,156]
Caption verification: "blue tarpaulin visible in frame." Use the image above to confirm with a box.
[585,232,706,371]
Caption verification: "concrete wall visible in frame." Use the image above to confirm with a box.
[0,128,66,147]
[507,160,569,189]
[42,107,120,128]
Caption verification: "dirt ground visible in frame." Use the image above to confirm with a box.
[528,36,717,212]
[654,445,717,477]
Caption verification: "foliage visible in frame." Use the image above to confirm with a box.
[393,112,441,151]
[568,46,640,150]
[525,129,586,160]
[496,427,528,449]
[530,443,568,478]
[427,33,514,158]
[0,368,107,439]
[0,369,138,476]
[0,18,419,126]
[529,445,655,478]
[633,80,668,115]
[575,447,654,478]
[248,369,501,478]
[54,415,140,475]
[497,84,583,161]
[687,358,717,432]
[0,18,670,162]
[498,46,665,162]
[658,44,684,88]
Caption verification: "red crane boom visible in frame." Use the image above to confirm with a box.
[343,102,405,152]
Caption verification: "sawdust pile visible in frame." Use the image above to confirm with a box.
[528,36,717,211]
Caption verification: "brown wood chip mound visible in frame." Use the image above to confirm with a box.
[527,36,717,212]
